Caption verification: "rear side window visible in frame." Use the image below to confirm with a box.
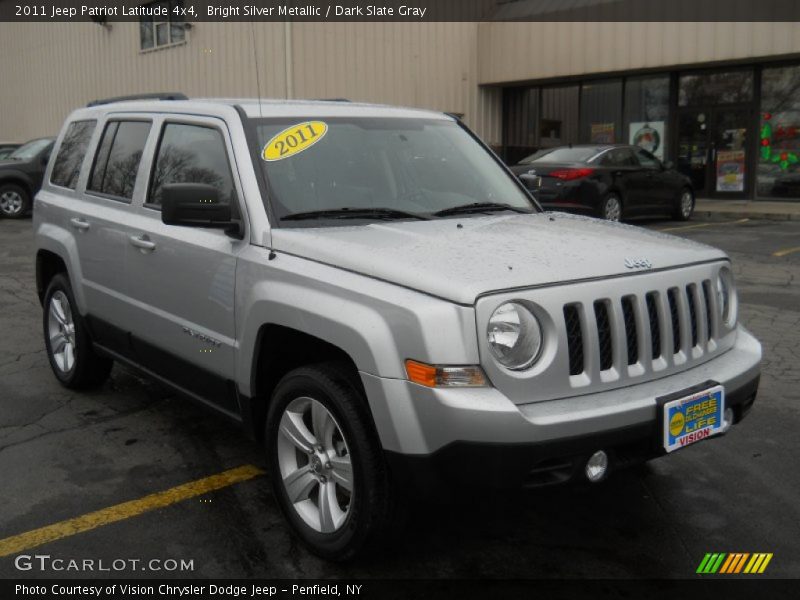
[50,120,96,189]
[600,148,637,167]
[88,120,152,200]
[148,123,236,206]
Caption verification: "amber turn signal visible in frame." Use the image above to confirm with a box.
[405,360,488,388]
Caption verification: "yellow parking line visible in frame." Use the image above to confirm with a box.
[772,246,800,257]
[657,218,750,232]
[0,464,264,558]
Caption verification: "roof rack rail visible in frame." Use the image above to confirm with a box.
[86,92,188,107]
[317,98,351,102]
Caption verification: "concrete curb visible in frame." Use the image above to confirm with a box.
[693,210,800,222]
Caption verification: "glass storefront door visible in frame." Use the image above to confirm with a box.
[677,108,751,198]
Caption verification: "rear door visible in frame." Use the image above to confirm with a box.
[51,117,150,340]
[123,116,247,416]
[597,147,655,215]
[632,147,674,211]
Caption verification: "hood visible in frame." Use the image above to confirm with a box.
[271,213,726,305]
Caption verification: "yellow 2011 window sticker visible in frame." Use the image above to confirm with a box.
[262,121,328,161]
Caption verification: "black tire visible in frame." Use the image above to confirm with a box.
[265,363,391,561]
[43,273,112,389]
[674,187,694,221]
[599,192,623,222]
[0,183,31,219]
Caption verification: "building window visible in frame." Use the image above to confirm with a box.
[580,79,622,144]
[678,70,753,107]
[624,75,670,160]
[758,64,800,200]
[540,85,579,149]
[503,87,539,165]
[139,1,186,51]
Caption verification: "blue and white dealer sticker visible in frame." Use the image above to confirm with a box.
[663,384,725,453]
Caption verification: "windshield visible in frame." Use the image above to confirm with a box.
[9,138,52,160]
[250,117,536,223]
[519,147,599,164]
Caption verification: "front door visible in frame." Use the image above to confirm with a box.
[123,116,247,416]
[677,108,751,198]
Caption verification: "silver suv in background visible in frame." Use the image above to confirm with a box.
[34,95,761,560]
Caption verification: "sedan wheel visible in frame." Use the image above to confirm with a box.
[601,194,622,222]
[0,188,26,217]
[276,396,353,534]
[678,190,694,221]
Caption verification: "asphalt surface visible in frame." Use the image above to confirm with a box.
[0,216,798,579]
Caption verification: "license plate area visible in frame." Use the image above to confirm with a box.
[657,381,725,453]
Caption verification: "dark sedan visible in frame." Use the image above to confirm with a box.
[0,137,54,219]
[0,144,21,160]
[509,145,694,222]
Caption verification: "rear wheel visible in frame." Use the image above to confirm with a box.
[43,273,112,388]
[599,192,622,222]
[265,363,391,561]
[674,188,694,221]
[0,183,30,219]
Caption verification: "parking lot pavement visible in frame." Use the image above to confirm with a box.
[0,216,798,579]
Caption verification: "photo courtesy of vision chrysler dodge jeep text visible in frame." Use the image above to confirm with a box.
[33,94,761,560]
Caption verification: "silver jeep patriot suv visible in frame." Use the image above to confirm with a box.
[34,95,761,559]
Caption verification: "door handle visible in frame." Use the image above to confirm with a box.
[129,234,156,252]
[70,217,90,231]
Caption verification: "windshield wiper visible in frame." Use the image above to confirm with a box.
[281,207,429,222]
[433,202,532,217]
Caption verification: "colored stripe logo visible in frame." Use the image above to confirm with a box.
[697,553,773,574]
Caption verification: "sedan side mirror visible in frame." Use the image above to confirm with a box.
[161,183,242,238]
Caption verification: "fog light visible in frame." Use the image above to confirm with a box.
[585,450,608,483]
[721,407,735,433]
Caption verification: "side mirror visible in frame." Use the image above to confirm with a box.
[161,183,242,237]
[663,160,674,170]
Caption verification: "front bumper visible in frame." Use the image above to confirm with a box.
[360,325,761,489]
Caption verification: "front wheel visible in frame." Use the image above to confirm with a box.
[265,363,391,561]
[599,193,623,222]
[674,188,694,221]
[0,183,30,219]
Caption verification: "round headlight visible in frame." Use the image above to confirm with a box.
[716,267,736,326]
[487,302,543,370]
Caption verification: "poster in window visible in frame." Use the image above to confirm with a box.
[629,121,665,160]
[590,123,615,144]
[716,150,745,192]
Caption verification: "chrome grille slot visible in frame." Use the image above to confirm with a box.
[667,288,681,354]
[686,283,699,348]
[702,279,715,340]
[593,300,613,371]
[563,304,584,376]
[645,292,661,360]
[621,296,638,365]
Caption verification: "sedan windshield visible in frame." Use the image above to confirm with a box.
[9,138,52,160]
[251,117,536,223]
[519,147,599,164]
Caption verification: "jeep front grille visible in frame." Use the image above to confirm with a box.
[563,278,718,378]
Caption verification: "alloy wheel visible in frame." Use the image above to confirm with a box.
[0,190,24,216]
[47,290,76,373]
[681,191,694,218]
[276,396,353,534]
[604,196,621,221]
